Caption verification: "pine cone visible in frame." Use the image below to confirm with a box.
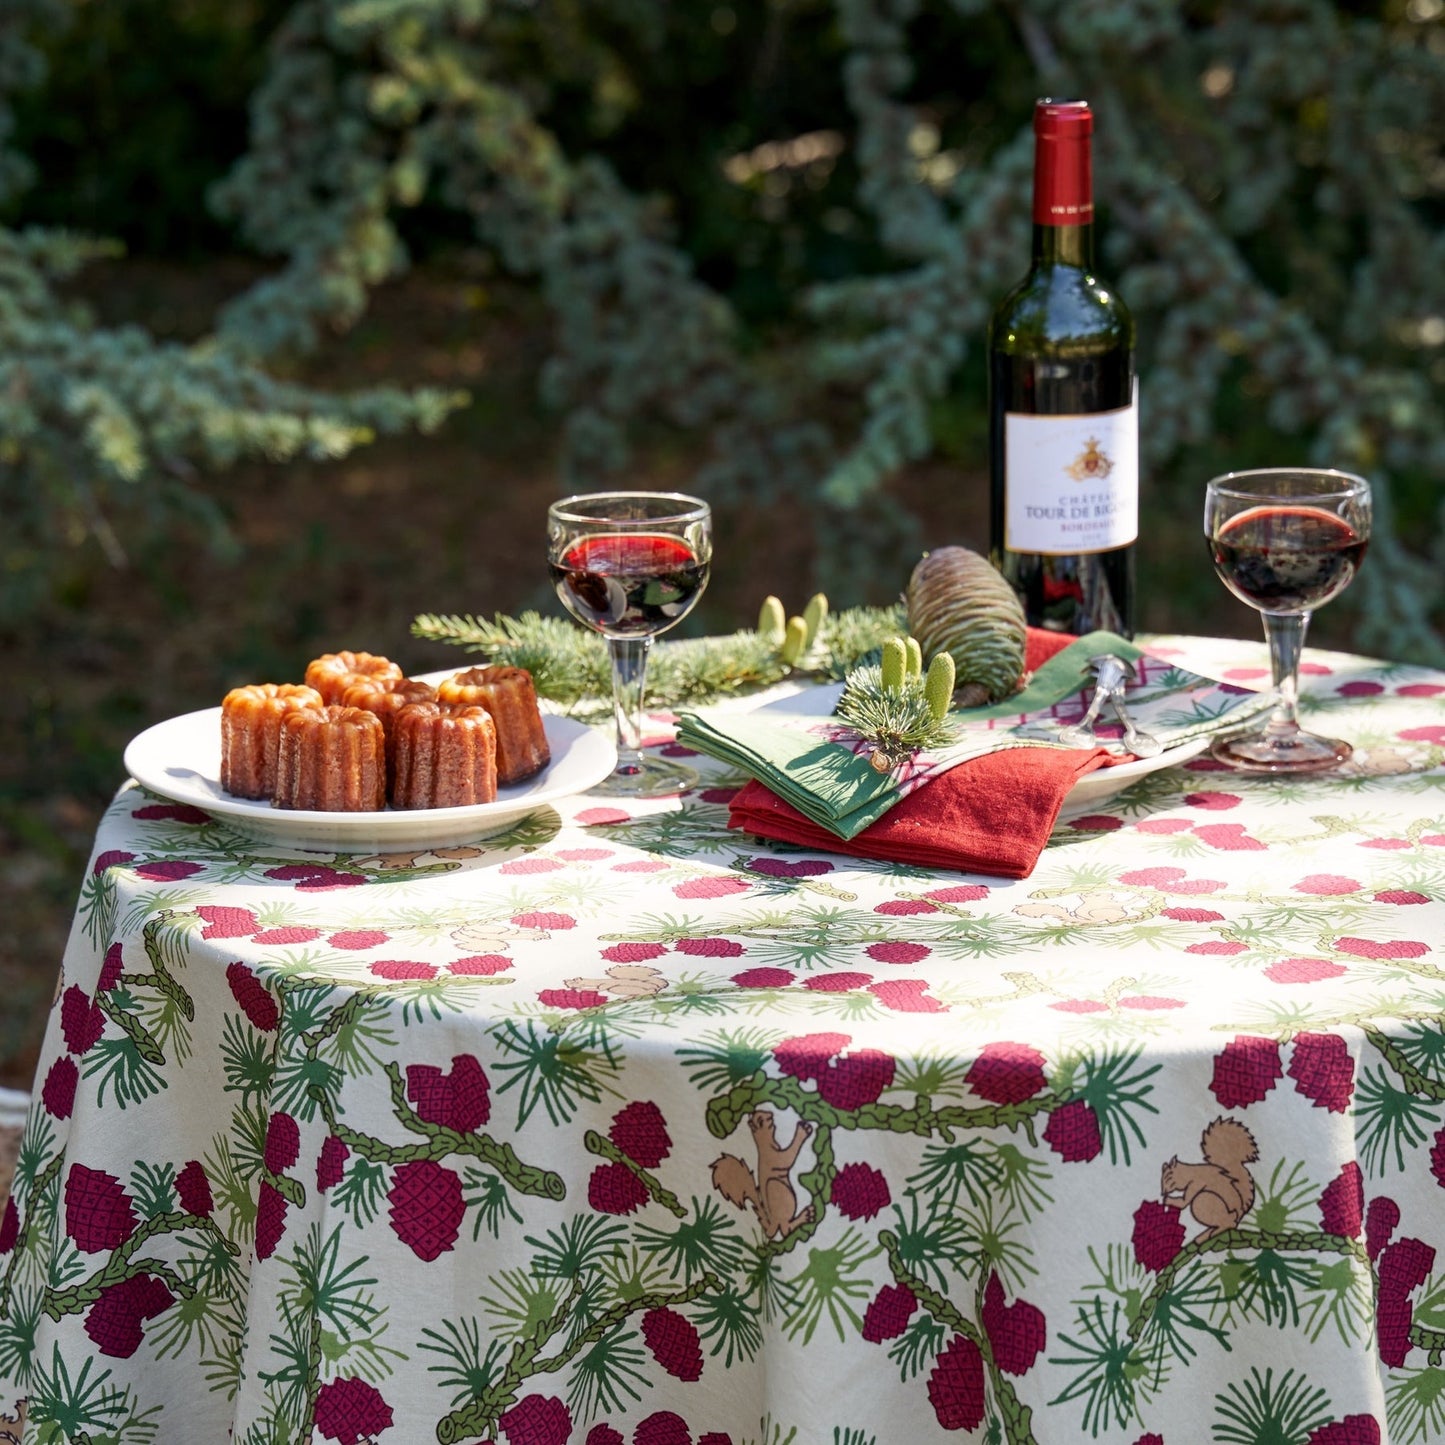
[817,1048,896,1111]
[406,1054,492,1133]
[1209,1035,1282,1108]
[1287,1033,1355,1113]
[387,1160,465,1262]
[197,905,258,938]
[174,1160,213,1217]
[588,1162,648,1215]
[609,1101,672,1169]
[41,1056,78,1119]
[498,1393,572,1445]
[0,1198,17,1255]
[586,1428,624,1445]
[1318,1162,1364,1237]
[773,1031,851,1082]
[1043,1099,1102,1163]
[1431,1125,1445,1191]
[642,1307,704,1382]
[317,1135,350,1193]
[862,1284,917,1343]
[255,1181,289,1260]
[926,1333,986,1431]
[313,1375,395,1445]
[1307,1416,1382,1445]
[867,979,943,1013]
[633,1412,691,1445]
[1378,1236,1435,1298]
[830,1163,890,1221]
[966,1041,1048,1105]
[98,942,125,991]
[83,1272,174,1358]
[981,1272,1046,1377]
[1365,1196,1400,1262]
[61,985,104,1056]
[64,1164,137,1253]
[264,1112,301,1174]
[1131,1200,1185,1272]
[226,961,280,1032]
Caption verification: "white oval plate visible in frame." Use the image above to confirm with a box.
[124,704,616,854]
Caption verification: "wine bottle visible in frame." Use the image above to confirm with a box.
[988,98,1137,637]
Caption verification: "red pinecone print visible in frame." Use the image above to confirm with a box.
[65,1164,137,1253]
[450,954,511,976]
[1308,1417,1381,1445]
[98,943,125,991]
[1432,1126,1445,1190]
[1379,1236,1434,1297]
[865,941,932,966]
[732,967,793,987]
[675,937,745,957]
[174,1160,213,1217]
[498,1393,572,1445]
[867,979,943,1012]
[314,1375,395,1444]
[1043,1099,1103,1163]
[264,1112,301,1174]
[134,859,204,882]
[773,1031,851,1082]
[927,1333,986,1431]
[804,972,872,993]
[673,875,750,899]
[537,988,608,1010]
[1132,1437,1164,1445]
[197,905,258,939]
[254,926,324,945]
[93,849,135,874]
[697,1436,732,1445]
[510,910,577,930]
[966,1042,1048,1105]
[981,1271,1046,1376]
[1132,1200,1186,1271]
[600,942,668,963]
[633,1412,691,1445]
[862,1283,917,1343]
[1377,1236,1435,1368]
[588,1429,625,1445]
[1319,1162,1364,1237]
[642,1307,704,1381]
[1365,1197,1400,1262]
[817,1048,896,1111]
[388,1160,464,1261]
[318,1135,350,1192]
[406,1054,492,1133]
[42,1056,78,1119]
[0,1197,18,1254]
[255,1181,289,1260]
[588,1162,648,1215]
[1210,1035,1283,1108]
[83,1272,174,1358]
[61,985,104,1055]
[226,961,280,1031]
[610,1101,672,1169]
[831,1163,890,1220]
[370,959,437,981]
[1287,1032,1355,1113]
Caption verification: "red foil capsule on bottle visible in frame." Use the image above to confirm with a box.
[1032,98,1094,226]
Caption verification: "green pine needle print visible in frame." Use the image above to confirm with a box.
[1211,1365,1332,1445]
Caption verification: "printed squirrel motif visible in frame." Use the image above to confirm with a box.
[710,1110,814,1240]
[1160,1117,1259,1241]
[0,1397,25,1445]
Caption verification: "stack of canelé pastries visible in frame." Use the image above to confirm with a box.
[219,651,551,811]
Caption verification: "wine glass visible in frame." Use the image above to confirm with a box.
[1203,468,1371,772]
[548,491,713,797]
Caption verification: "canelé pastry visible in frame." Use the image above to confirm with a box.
[305,651,404,705]
[220,683,324,800]
[391,702,498,809]
[341,676,437,770]
[435,666,550,785]
[273,705,386,812]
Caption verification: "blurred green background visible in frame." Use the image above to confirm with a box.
[2,0,1443,1085]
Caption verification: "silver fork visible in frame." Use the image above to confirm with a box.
[1056,655,1129,747]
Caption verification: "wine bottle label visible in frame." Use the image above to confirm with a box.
[1004,399,1138,554]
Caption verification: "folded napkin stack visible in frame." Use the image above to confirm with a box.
[675,629,1269,879]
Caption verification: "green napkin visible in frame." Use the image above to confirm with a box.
[676,632,1272,840]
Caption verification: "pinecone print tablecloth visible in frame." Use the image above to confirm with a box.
[2,636,1445,1445]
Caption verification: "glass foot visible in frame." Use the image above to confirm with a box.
[1210,728,1352,773]
[591,754,699,798]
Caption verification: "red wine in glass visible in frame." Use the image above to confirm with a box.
[550,534,710,637]
[1211,506,1368,615]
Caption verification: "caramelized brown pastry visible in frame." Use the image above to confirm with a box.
[341,676,437,771]
[220,684,324,800]
[304,651,404,706]
[435,666,550,785]
[273,705,386,811]
[391,702,498,809]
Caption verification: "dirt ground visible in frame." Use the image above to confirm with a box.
[1,256,1257,1089]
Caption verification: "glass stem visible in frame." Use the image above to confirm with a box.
[1262,610,1310,738]
[608,636,652,775]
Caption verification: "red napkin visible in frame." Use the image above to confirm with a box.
[726,628,1111,878]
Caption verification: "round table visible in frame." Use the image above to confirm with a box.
[2,635,1443,1445]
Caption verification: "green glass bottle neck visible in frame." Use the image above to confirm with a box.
[1031,222,1093,271]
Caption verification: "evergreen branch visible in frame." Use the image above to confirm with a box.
[582,1129,684,1218]
[1362,1026,1445,1101]
[0,1147,64,1318]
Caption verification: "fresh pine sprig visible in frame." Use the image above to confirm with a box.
[834,655,960,770]
[410,604,907,711]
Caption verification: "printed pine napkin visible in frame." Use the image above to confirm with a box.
[675,631,1273,840]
